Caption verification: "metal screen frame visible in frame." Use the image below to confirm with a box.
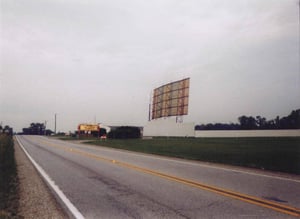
[151,78,190,120]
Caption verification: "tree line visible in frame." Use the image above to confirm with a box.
[0,124,13,135]
[195,109,300,130]
[20,123,142,139]
[108,126,141,139]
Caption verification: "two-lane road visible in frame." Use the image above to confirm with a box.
[16,135,300,218]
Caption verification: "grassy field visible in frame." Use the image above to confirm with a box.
[85,137,300,175]
[0,135,18,218]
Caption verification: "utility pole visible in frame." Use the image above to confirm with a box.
[148,91,152,121]
[54,113,57,134]
[44,120,47,136]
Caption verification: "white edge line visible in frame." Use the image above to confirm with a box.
[16,136,85,219]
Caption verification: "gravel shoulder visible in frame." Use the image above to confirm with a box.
[14,137,67,218]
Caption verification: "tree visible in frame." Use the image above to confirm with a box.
[22,123,47,135]
[0,125,13,135]
[108,126,141,139]
[256,116,267,129]
[238,116,257,130]
[287,109,300,128]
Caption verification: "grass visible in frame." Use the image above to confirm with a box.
[85,137,300,175]
[0,135,18,219]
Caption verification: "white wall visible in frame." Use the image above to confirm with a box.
[195,130,300,138]
[143,118,195,137]
[143,118,300,137]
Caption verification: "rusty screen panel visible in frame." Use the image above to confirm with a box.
[152,78,190,120]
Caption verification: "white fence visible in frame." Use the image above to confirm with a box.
[143,117,300,137]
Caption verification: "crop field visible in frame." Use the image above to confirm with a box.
[86,137,300,175]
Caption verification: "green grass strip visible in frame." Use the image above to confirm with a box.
[85,137,300,175]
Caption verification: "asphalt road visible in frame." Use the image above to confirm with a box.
[16,135,300,219]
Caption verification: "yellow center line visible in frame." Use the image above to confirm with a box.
[38,138,300,217]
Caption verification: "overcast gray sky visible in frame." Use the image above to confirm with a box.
[1,0,299,132]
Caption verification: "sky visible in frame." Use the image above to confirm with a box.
[1,0,299,133]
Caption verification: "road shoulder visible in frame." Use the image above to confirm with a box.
[14,137,67,218]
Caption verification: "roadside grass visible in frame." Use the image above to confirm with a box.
[85,137,300,175]
[0,135,18,218]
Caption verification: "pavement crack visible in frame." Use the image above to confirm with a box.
[262,196,288,203]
